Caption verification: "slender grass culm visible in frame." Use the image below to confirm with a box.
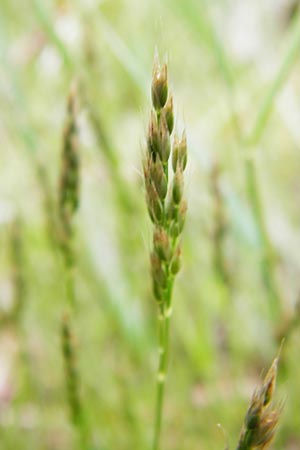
[143,55,188,450]
[210,162,230,288]
[10,218,25,322]
[8,218,35,400]
[235,356,282,450]
[61,314,88,449]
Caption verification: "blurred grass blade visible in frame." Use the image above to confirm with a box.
[32,0,73,69]
[168,0,242,141]
[97,12,148,92]
[247,11,300,147]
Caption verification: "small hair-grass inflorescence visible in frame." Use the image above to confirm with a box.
[235,356,282,450]
[144,56,187,313]
[144,55,188,450]
[58,82,80,269]
[58,85,89,450]
[58,82,80,312]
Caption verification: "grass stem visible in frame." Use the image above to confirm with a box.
[153,279,173,450]
[245,159,282,320]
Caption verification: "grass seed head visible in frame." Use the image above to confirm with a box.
[144,56,188,309]
[236,356,281,450]
[58,82,80,265]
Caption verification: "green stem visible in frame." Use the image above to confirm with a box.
[63,262,88,447]
[152,279,174,450]
[245,159,281,320]
[241,14,300,321]
[236,439,251,450]
[246,11,300,147]
[65,263,76,312]
[76,414,89,450]
[62,313,89,450]
[153,313,166,450]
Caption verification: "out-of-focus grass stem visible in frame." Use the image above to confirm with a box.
[241,13,300,319]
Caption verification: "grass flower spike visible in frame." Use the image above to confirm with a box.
[236,356,282,450]
[144,55,188,450]
[58,84,89,449]
[58,82,80,270]
[58,82,80,312]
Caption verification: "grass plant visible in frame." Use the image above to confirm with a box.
[143,56,188,450]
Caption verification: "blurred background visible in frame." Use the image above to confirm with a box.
[1,0,300,449]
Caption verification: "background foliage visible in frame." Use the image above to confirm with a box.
[0,0,300,449]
